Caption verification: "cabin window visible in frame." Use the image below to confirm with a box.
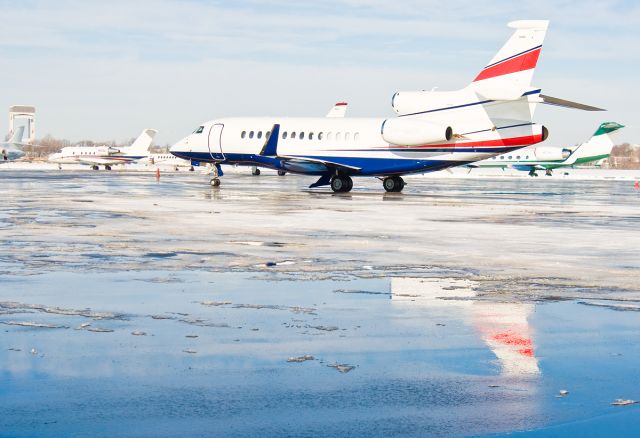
[508,155,512,159]
[327,132,333,141]
[257,131,262,139]
[492,157,496,160]
[241,131,246,139]
[526,155,529,159]
[282,132,288,139]
[300,132,305,140]
[249,131,254,139]
[345,132,351,141]
[354,133,359,141]
[291,132,296,139]
[194,126,204,134]
[336,132,342,141]
[309,132,314,140]
[266,131,271,139]
[516,155,520,160]
[500,156,504,160]
[318,132,323,140]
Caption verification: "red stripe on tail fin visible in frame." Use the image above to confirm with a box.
[474,48,541,82]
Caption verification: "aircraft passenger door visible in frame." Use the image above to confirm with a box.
[208,124,225,161]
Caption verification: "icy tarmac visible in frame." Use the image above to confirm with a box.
[0,170,639,436]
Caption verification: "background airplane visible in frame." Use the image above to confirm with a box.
[467,122,624,176]
[1,126,28,161]
[49,129,157,170]
[171,20,602,193]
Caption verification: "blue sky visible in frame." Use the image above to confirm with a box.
[0,0,638,145]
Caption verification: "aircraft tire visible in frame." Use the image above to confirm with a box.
[92,165,99,170]
[105,165,112,171]
[278,170,286,176]
[383,176,404,192]
[210,177,221,187]
[331,176,352,193]
[252,168,261,176]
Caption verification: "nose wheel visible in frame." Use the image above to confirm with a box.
[331,175,353,193]
[383,176,405,192]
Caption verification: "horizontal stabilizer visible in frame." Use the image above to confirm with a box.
[539,95,605,111]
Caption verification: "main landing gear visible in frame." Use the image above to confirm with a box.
[278,170,286,176]
[545,169,553,176]
[91,165,99,170]
[251,166,261,176]
[330,175,353,193]
[528,169,538,177]
[383,176,405,193]
[105,165,112,171]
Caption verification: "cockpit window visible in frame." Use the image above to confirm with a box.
[193,126,205,134]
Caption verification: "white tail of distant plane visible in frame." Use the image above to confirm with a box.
[326,102,348,118]
[7,126,26,145]
[124,128,157,154]
[564,122,624,165]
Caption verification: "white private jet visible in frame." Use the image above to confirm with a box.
[1,126,29,161]
[467,122,624,176]
[171,20,603,192]
[49,129,157,170]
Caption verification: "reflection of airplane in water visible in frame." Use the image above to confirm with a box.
[391,277,539,376]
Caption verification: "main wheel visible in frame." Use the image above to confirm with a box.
[210,177,221,187]
[383,176,405,192]
[252,167,261,176]
[277,170,286,176]
[545,169,553,176]
[92,165,99,170]
[105,165,112,170]
[331,176,353,193]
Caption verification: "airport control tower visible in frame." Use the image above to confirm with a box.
[8,105,36,143]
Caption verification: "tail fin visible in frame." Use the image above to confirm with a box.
[565,122,624,165]
[326,102,348,118]
[7,126,26,145]
[470,20,549,101]
[126,129,157,154]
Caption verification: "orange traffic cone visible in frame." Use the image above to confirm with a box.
[155,168,160,180]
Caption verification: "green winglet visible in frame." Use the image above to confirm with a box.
[593,122,624,136]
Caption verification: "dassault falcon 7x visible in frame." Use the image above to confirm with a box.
[49,129,157,170]
[171,20,603,192]
[467,122,624,176]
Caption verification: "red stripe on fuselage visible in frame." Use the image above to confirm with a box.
[474,48,541,82]
[379,133,543,150]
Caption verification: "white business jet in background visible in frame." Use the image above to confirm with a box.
[171,21,603,192]
[49,129,157,170]
[1,126,29,161]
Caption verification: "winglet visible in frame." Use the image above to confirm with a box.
[260,124,280,156]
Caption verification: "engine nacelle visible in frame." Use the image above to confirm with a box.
[532,146,571,161]
[107,147,121,155]
[381,118,453,146]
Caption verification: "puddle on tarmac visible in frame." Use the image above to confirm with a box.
[0,269,639,436]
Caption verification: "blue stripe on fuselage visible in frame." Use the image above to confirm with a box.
[171,151,483,176]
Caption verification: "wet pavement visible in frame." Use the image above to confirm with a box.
[0,170,639,436]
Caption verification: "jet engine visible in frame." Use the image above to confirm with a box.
[381,118,453,146]
[532,147,571,161]
[107,147,120,155]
